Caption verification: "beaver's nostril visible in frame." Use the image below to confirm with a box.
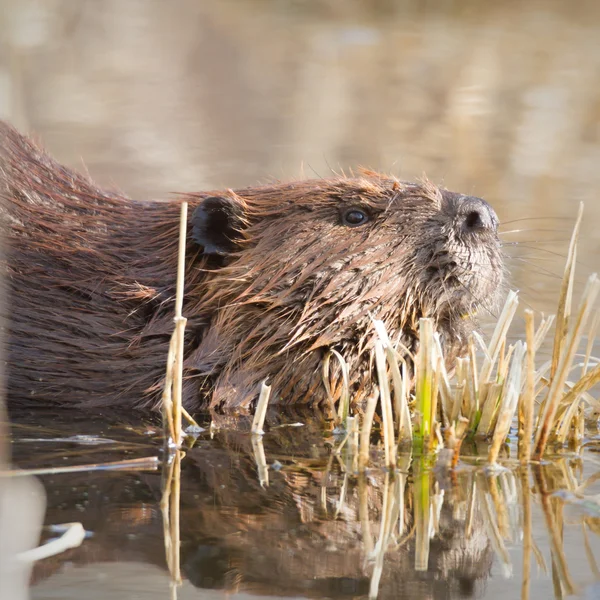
[459,196,498,233]
[465,210,484,230]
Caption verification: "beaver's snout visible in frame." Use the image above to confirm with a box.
[456,195,499,234]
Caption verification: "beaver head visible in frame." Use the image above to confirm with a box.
[2,121,503,412]
[182,174,503,410]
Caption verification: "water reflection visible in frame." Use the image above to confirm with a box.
[5,409,600,599]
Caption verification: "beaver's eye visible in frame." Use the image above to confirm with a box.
[342,208,369,227]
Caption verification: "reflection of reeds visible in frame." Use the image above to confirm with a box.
[368,472,398,599]
[161,448,183,592]
[533,465,578,596]
[520,468,532,600]
[251,434,269,488]
[478,472,512,577]
[340,448,597,598]
[413,457,433,572]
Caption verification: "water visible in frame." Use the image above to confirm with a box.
[1,1,600,598]
[4,408,600,599]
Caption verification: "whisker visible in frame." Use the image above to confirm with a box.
[499,228,572,236]
[502,244,595,270]
[502,239,571,245]
[507,258,568,281]
[500,216,575,226]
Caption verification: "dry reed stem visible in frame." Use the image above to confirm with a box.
[488,342,525,465]
[161,201,189,448]
[374,340,395,468]
[519,311,536,463]
[321,351,337,417]
[475,293,519,438]
[476,383,501,438]
[562,381,600,421]
[433,334,453,427]
[584,311,600,377]
[450,417,469,468]
[462,358,475,424]
[556,318,600,443]
[161,334,177,443]
[181,407,200,429]
[477,340,516,438]
[469,336,479,413]
[479,291,519,385]
[550,203,583,382]
[251,381,272,435]
[358,390,379,471]
[172,201,189,447]
[0,456,159,477]
[428,358,441,453]
[398,361,412,443]
[534,315,556,352]
[331,349,351,423]
[451,381,465,426]
[415,318,434,447]
[534,274,600,458]
[373,318,411,443]
[322,349,350,425]
[574,404,585,445]
[172,317,187,447]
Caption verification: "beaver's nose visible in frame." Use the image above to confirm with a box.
[457,195,498,234]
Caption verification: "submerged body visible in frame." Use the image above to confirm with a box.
[0,121,503,412]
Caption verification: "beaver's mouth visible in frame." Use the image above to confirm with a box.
[404,248,503,360]
[433,243,503,318]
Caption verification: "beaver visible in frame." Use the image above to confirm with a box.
[0,120,503,412]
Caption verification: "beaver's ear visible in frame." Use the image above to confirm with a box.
[191,196,246,255]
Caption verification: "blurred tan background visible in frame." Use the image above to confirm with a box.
[1,0,599,315]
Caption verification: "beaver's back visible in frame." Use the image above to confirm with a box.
[1,121,185,406]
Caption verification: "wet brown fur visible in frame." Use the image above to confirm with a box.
[0,121,504,412]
